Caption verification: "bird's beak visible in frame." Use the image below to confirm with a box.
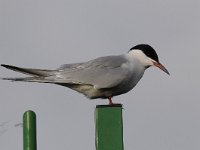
[153,61,170,75]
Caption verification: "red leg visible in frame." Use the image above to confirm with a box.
[108,97,113,105]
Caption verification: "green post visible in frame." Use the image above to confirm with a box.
[23,110,37,150]
[95,104,124,150]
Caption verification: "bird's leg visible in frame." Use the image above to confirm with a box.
[108,97,113,105]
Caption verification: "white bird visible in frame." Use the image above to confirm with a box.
[1,44,169,104]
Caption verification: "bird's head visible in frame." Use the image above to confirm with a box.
[128,44,170,75]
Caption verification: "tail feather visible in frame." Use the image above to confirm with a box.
[1,64,74,85]
[1,64,55,77]
[1,76,56,83]
[1,77,40,82]
[1,76,75,85]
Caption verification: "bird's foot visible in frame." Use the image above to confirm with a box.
[107,97,123,107]
[108,97,113,105]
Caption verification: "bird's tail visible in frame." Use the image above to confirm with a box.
[1,64,56,77]
[1,64,57,82]
[1,76,57,83]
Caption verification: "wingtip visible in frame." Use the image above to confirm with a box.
[1,64,20,71]
[1,64,10,68]
[1,64,6,67]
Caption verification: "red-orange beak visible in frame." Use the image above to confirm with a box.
[153,61,170,75]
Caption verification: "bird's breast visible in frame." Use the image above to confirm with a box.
[115,60,145,94]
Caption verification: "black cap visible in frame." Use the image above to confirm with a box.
[130,44,159,62]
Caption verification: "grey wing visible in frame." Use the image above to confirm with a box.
[57,55,130,88]
[58,63,84,70]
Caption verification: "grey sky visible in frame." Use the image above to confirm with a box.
[0,0,200,149]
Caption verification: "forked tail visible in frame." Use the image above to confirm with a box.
[1,64,55,77]
[1,64,56,82]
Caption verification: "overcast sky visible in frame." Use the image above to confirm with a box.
[0,0,200,150]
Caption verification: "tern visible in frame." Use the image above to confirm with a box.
[1,44,169,104]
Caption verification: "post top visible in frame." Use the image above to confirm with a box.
[96,104,122,108]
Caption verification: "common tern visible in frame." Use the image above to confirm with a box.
[1,44,169,104]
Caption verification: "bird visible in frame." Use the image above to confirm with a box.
[1,44,169,105]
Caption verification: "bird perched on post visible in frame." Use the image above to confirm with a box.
[1,44,169,105]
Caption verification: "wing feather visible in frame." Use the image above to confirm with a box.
[56,55,130,88]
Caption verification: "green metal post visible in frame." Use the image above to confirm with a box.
[95,104,124,150]
[23,110,37,150]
